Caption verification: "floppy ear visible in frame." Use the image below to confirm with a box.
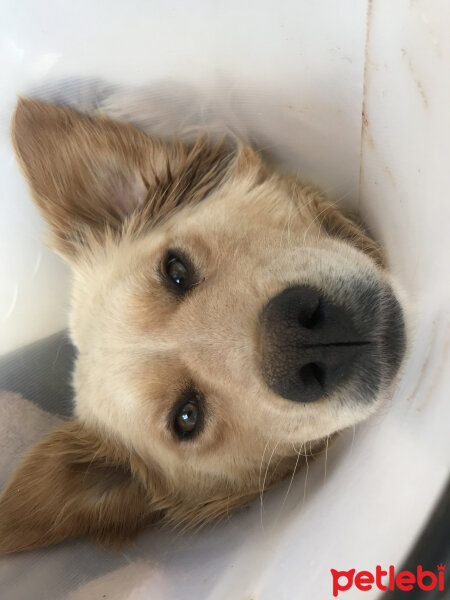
[0,421,157,553]
[11,98,236,257]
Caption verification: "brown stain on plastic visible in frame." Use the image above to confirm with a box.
[358,0,374,207]
[401,48,429,108]
[406,319,441,406]
[416,323,450,412]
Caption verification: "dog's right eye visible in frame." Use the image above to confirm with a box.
[170,391,204,441]
[161,251,195,293]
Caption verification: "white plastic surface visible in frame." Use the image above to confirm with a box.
[0,1,449,599]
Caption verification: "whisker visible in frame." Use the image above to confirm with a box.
[302,196,343,245]
[81,444,103,488]
[260,440,281,530]
[324,435,330,482]
[301,449,310,511]
[313,192,350,252]
[258,440,270,502]
[278,443,303,518]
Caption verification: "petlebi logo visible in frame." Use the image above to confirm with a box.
[330,563,446,597]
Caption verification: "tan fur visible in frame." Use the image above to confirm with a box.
[309,194,385,268]
[11,99,237,257]
[0,99,400,552]
[0,422,153,552]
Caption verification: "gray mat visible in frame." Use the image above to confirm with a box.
[0,332,76,417]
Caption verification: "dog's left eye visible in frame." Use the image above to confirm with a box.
[172,392,204,440]
[175,402,198,435]
[162,252,194,291]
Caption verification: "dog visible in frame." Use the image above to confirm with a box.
[0,98,406,553]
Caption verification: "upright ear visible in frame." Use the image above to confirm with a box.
[11,98,237,257]
[0,421,157,553]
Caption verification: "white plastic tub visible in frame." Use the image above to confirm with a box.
[0,1,449,599]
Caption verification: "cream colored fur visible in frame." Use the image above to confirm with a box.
[0,99,402,553]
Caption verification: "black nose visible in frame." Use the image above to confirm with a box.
[259,285,370,403]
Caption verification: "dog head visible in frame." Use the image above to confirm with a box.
[0,99,406,552]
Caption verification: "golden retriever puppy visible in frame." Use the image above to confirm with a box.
[0,99,406,553]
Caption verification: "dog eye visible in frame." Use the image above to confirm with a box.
[162,252,194,291]
[172,393,204,440]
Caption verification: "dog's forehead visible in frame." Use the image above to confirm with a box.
[165,176,308,240]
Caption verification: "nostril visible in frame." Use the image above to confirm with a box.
[260,285,365,403]
[299,362,326,389]
[298,300,323,329]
